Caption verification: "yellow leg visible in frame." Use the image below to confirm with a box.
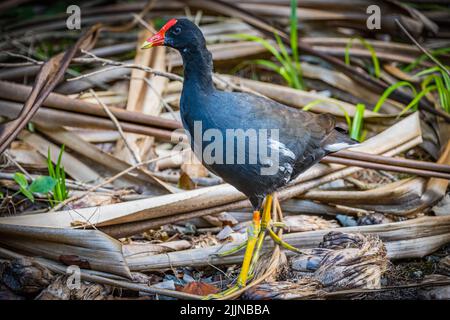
[249,195,273,275]
[215,196,273,259]
[236,210,260,286]
[204,210,261,300]
[267,227,303,254]
[204,194,302,300]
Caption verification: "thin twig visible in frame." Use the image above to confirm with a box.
[2,51,43,64]
[67,50,183,82]
[89,89,141,165]
[132,13,156,33]
[3,152,32,180]
[395,19,450,77]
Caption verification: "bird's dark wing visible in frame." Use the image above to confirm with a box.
[214,91,353,179]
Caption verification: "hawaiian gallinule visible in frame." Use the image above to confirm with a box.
[142,18,358,297]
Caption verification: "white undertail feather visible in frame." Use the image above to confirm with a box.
[268,139,296,159]
[324,142,360,152]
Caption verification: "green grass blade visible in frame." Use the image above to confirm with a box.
[253,59,282,72]
[61,167,68,199]
[399,85,437,117]
[434,75,449,111]
[20,187,34,202]
[350,103,365,142]
[440,70,450,113]
[274,33,292,65]
[345,37,380,78]
[413,66,441,78]
[290,0,298,64]
[403,47,450,73]
[288,0,304,90]
[420,73,450,112]
[441,71,450,90]
[373,81,417,113]
[252,59,294,86]
[231,34,284,64]
[47,147,55,178]
[56,144,65,169]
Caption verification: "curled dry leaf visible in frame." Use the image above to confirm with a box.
[291,232,388,290]
[177,281,219,296]
[248,232,388,299]
[178,171,196,190]
[314,232,388,290]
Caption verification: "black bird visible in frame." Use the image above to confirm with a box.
[142,18,357,297]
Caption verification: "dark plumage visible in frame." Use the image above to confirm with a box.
[143,18,358,210]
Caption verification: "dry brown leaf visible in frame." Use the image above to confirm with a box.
[178,172,196,190]
[178,281,219,296]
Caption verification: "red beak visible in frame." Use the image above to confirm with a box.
[141,18,178,49]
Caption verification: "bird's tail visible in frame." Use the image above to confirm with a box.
[322,127,360,153]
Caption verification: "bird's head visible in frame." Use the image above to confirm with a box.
[141,18,205,52]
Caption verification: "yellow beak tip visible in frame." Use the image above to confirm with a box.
[141,42,153,49]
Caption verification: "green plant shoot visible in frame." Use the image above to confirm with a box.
[47,145,69,207]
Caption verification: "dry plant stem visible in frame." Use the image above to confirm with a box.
[337,150,450,173]
[50,153,177,212]
[36,126,166,189]
[395,19,450,77]
[322,156,450,180]
[89,89,141,164]
[0,172,111,192]
[0,81,181,131]
[0,100,176,141]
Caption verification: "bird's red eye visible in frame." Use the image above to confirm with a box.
[173,27,182,35]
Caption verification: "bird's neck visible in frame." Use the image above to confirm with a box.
[180,45,214,93]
